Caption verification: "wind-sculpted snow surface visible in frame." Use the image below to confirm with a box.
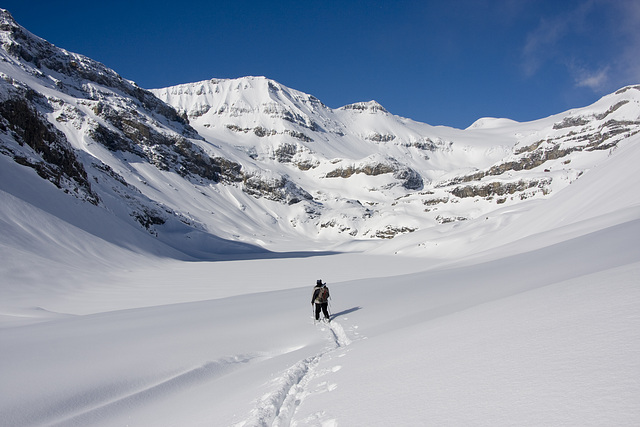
[2,213,638,425]
[2,136,639,426]
[0,287,362,427]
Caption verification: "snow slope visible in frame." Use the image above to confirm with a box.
[1,219,638,426]
[151,77,640,248]
[2,134,639,426]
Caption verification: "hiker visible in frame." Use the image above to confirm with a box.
[311,279,331,321]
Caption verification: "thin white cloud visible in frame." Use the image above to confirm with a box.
[574,66,610,90]
[521,15,567,77]
[519,0,639,91]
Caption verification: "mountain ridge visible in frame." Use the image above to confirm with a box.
[1,8,639,259]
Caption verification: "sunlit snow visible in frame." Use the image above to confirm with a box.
[1,8,639,426]
[2,137,639,426]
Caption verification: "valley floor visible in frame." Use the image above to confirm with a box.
[1,217,639,426]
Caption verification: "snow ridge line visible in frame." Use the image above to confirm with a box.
[239,320,352,427]
[44,355,261,427]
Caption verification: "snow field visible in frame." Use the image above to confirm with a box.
[311,264,640,426]
[2,134,640,425]
[2,214,638,426]
[1,132,639,426]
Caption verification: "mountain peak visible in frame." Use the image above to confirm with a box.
[0,8,17,27]
[0,8,36,48]
[340,100,388,114]
[151,75,332,132]
[466,117,519,130]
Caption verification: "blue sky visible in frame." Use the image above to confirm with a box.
[4,0,639,128]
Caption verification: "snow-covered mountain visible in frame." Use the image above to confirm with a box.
[1,8,639,260]
[2,9,640,426]
[152,77,640,245]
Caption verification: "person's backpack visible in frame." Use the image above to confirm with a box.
[317,286,329,303]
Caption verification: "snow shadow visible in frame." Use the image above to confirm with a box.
[211,249,341,262]
[330,306,362,320]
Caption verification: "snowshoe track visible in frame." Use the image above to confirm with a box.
[239,319,353,426]
[327,320,351,348]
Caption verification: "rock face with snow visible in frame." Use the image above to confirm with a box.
[147,74,640,247]
[1,8,639,256]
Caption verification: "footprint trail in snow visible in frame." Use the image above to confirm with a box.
[238,318,355,427]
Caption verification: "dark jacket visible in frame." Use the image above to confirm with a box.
[312,284,330,304]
